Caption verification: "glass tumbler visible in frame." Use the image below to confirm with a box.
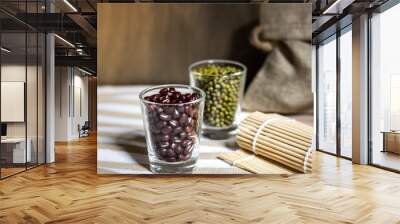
[139,85,205,173]
[189,59,246,134]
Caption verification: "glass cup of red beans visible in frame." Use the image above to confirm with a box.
[139,85,205,173]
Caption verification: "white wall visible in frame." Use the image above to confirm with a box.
[55,67,70,141]
[54,67,89,141]
[70,73,89,138]
[1,65,34,138]
[1,82,25,122]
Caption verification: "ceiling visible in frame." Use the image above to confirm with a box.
[312,0,391,43]
[0,0,393,74]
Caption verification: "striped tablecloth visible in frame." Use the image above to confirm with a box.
[97,85,251,174]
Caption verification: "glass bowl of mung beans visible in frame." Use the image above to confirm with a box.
[189,59,246,137]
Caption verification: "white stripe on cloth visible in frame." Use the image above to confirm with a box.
[98,149,232,168]
[98,115,144,127]
[98,104,142,114]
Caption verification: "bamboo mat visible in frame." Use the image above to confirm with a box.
[97,85,313,175]
[218,149,293,175]
[218,112,314,174]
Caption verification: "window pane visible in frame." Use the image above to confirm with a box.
[340,29,352,158]
[371,3,400,171]
[318,36,337,154]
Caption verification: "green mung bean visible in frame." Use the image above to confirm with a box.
[192,64,243,128]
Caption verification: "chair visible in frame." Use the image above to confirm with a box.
[79,121,90,138]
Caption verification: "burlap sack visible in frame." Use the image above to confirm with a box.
[243,4,313,114]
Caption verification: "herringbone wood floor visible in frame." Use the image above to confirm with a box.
[1,135,400,224]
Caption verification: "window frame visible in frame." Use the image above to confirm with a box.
[315,23,353,160]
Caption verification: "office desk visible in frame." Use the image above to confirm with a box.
[1,138,31,164]
[382,131,400,154]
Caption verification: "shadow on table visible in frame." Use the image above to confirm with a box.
[112,130,151,171]
[202,130,240,151]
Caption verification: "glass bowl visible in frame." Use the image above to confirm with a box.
[139,84,205,173]
[189,59,246,136]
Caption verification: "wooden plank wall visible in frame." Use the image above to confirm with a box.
[98,3,265,85]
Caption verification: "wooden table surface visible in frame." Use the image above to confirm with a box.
[97,85,312,175]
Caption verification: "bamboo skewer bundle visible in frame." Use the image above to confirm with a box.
[218,112,314,174]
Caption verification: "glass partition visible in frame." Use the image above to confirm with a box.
[27,30,38,169]
[0,3,46,179]
[1,30,28,177]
